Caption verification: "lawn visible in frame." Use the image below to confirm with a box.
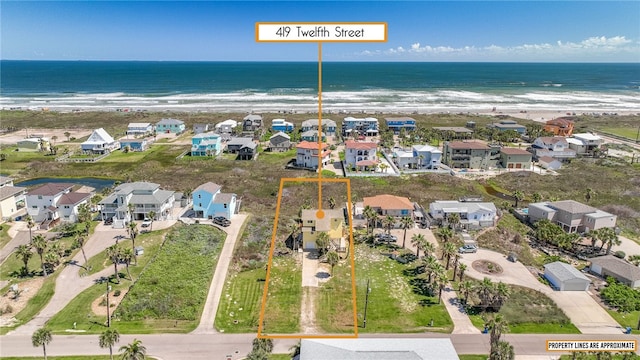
[215,267,266,333]
[600,127,640,141]
[607,309,640,335]
[317,244,453,333]
[0,222,12,249]
[467,285,580,334]
[261,255,302,334]
[459,356,489,360]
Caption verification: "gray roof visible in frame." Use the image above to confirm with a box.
[269,131,290,140]
[590,255,640,282]
[114,182,160,193]
[243,114,262,121]
[0,186,26,201]
[157,118,184,125]
[129,189,174,204]
[213,193,235,204]
[227,137,254,146]
[195,182,221,194]
[549,200,597,215]
[544,261,590,282]
[0,176,14,185]
[302,118,336,128]
[240,142,258,150]
[28,183,75,196]
[300,338,459,360]
[431,200,497,214]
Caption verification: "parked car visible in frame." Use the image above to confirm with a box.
[213,216,231,227]
[141,219,152,228]
[103,218,113,225]
[458,244,478,254]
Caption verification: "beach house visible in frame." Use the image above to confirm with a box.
[191,132,222,156]
[296,141,331,170]
[412,144,442,169]
[301,208,345,251]
[301,130,326,142]
[432,127,474,140]
[226,137,254,153]
[385,117,416,134]
[193,123,213,135]
[537,156,562,170]
[345,140,378,171]
[566,133,603,155]
[126,123,154,136]
[589,255,640,288]
[0,176,26,221]
[544,118,575,136]
[268,132,291,152]
[26,183,91,226]
[215,119,238,140]
[120,138,150,152]
[499,147,532,169]
[342,116,379,137]
[532,137,576,160]
[487,120,527,134]
[81,128,120,154]
[192,182,237,220]
[429,200,497,230]
[271,118,294,133]
[156,118,185,134]
[242,114,263,133]
[301,119,337,136]
[100,182,175,226]
[527,200,617,233]
[363,194,414,221]
[442,141,492,169]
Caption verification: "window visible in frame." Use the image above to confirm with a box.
[38,195,42,199]
[224,204,227,208]
[32,205,37,209]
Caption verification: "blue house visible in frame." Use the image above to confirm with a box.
[120,138,149,152]
[192,182,237,220]
[156,118,185,134]
[488,120,527,135]
[271,119,294,133]
[191,132,222,156]
[385,117,416,134]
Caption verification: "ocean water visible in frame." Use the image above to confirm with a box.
[1,61,638,113]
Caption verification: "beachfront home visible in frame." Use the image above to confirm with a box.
[442,141,492,169]
[17,137,50,152]
[296,141,331,170]
[271,118,294,133]
[238,142,258,160]
[193,123,213,135]
[0,176,26,221]
[126,123,154,136]
[192,182,237,220]
[120,138,149,152]
[301,130,326,142]
[345,140,378,171]
[589,255,640,288]
[432,127,474,140]
[487,120,527,134]
[385,117,416,134]
[215,119,238,140]
[301,119,337,136]
[499,147,532,169]
[567,133,603,155]
[412,144,442,169]
[537,156,562,170]
[429,200,498,230]
[81,128,120,154]
[242,114,263,133]
[191,132,222,156]
[527,200,617,233]
[226,137,254,153]
[156,118,185,134]
[100,182,175,227]
[532,137,576,160]
[363,194,414,222]
[301,208,345,251]
[342,116,379,137]
[544,118,575,136]
[268,132,291,152]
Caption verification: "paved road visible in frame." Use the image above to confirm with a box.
[2,332,638,359]
[459,248,622,334]
[192,213,248,334]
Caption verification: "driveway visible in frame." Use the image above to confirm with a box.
[459,248,622,334]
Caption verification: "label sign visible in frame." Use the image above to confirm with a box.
[546,340,637,352]
[256,22,387,42]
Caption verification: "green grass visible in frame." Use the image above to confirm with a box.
[262,256,302,334]
[215,267,266,333]
[600,127,640,141]
[268,354,292,360]
[459,356,489,360]
[607,310,640,334]
[0,273,57,335]
[317,245,453,333]
[467,285,580,334]
[0,222,12,249]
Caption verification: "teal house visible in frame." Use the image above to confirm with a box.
[193,182,237,220]
[156,118,185,134]
[191,132,222,156]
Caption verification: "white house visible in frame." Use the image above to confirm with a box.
[81,128,120,154]
[345,140,378,171]
[342,116,379,137]
[0,176,26,221]
[544,261,590,291]
[100,182,175,228]
[537,156,562,170]
[126,123,154,136]
[296,141,331,170]
[532,137,576,160]
[26,183,91,227]
[412,144,442,169]
[57,192,92,223]
[429,200,497,229]
[567,133,603,155]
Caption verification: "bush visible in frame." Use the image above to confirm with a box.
[614,251,626,259]
[113,289,121,297]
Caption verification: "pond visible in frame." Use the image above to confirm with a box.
[483,184,515,201]
[15,177,117,191]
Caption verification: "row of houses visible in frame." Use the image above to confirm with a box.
[544,254,640,292]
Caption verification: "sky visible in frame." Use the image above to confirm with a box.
[1,1,639,62]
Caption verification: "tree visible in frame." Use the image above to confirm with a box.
[99,328,120,360]
[598,227,620,254]
[421,255,438,284]
[512,190,524,208]
[422,240,436,259]
[121,248,134,280]
[15,244,33,276]
[411,233,426,257]
[400,216,414,248]
[476,277,495,311]
[459,279,474,305]
[119,338,147,360]
[328,197,336,209]
[585,188,595,203]
[106,245,122,284]
[326,250,339,274]
[75,234,88,266]
[437,227,454,243]
[32,328,52,360]
[127,221,138,265]
[31,234,48,277]
[252,337,274,353]
[64,131,71,141]
[363,205,377,233]
[531,192,542,203]
[434,266,448,304]
[315,232,330,258]
[458,263,468,282]
[147,210,156,231]
[447,213,460,231]
[382,215,395,236]
[485,314,514,360]
[26,215,35,242]
[442,242,457,269]
[451,253,462,280]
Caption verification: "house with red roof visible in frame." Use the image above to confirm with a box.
[295,141,331,170]
[544,118,575,137]
[344,140,378,171]
[26,183,91,226]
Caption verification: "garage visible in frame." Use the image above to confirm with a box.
[544,261,591,291]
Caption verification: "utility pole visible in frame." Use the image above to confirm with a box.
[363,279,371,328]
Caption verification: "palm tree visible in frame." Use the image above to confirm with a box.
[121,248,134,280]
[315,232,330,257]
[106,245,122,284]
[459,279,474,305]
[75,234,88,266]
[447,213,460,231]
[127,221,138,265]
[585,188,595,203]
[458,263,468,282]
[492,282,511,312]
[119,338,147,360]
[382,215,395,236]
[326,250,339,274]
[512,190,524,208]
[451,253,462,280]
[31,234,48,277]
[422,241,436,259]
[147,210,156,231]
[183,188,193,205]
[411,233,426,257]
[64,131,71,141]
[328,197,336,209]
[421,255,438,283]
[99,328,120,360]
[252,337,274,354]
[476,277,495,311]
[25,215,35,242]
[32,328,52,360]
[443,242,457,269]
[363,205,377,233]
[588,229,601,250]
[437,227,454,243]
[598,227,620,254]
[485,314,513,360]
[400,216,414,248]
[434,268,448,304]
[15,244,33,276]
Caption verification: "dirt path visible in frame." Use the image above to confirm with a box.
[299,287,320,334]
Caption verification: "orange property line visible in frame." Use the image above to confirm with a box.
[257,177,358,339]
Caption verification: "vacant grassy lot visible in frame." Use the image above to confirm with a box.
[261,256,302,334]
[467,285,579,334]
[601,127,640,141]
[607,309,640,335]
[476,213,540,267]
[215,267,265,333]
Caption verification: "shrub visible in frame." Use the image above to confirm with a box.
[614,251,626,259]
[113,289,121,297]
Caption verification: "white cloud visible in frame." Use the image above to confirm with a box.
[356,36,639,61]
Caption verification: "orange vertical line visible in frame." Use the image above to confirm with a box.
[317,42,323,211]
